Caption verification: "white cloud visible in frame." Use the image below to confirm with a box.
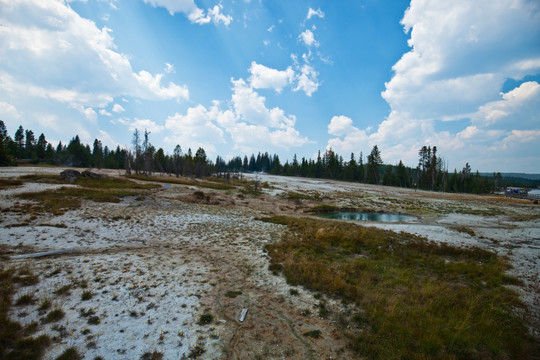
[0,73,113,109]
[143,0,232,26]
[226,122,308,153]
[306,8,325,20]
[231,78,296,128]
[367,0,540,171]
[164,63,175,73]
[0,0,190,135]
[226,79,310,152]
[134,71,189,101]
[326,116,370,155]
[248,62,294,93]
[206,5,232,26]
[246,56,321,97]
[99,109,112,116]
[112,103,125,113]
[299,29,319,47]
[164,104,225,152]
[0,101,20,119]
[130,118,164,133]
[163,77,310,156]
[98,129,118,149]
[499,129,540,150]
[142,0,200,16]
[267,25,274,32]
[473,81,540,126]
[293,64,319,97]
[328,116,355,137]
[83,107,98,123]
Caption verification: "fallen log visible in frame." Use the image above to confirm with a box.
[11,248,78,259]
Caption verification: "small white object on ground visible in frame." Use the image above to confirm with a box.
[240,308,248,322]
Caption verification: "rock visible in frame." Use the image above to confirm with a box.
[60,169,82,182]
[60,169,106,182]
[82,170,105,179]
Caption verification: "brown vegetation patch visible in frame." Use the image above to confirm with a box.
[264,216,537,359]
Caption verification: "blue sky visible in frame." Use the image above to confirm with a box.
[0,0,539,173]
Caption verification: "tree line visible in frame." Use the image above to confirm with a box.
[1,121,525,194]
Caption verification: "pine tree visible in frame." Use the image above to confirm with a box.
[367,145,382,184]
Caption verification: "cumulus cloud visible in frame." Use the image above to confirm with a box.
[473,81,540,126]
[326,116,370,155]
[231,78,296,129]
[247,57,320,97]
[163,78,310,155]
[306,8,325,20]
[293,63,320,97]
[0,0,192,147]
[164,104,225,153]
[83,107,98,123]
[328,116,356,137]
[134,71,189,101]
[226,79,311,152]
[112,103,125,113]
[0,1,189,107]
[248,62,294,93]
[299,29,319,47]
[206,5,232,26]
[143,0,232,26]
[363,0,540,171]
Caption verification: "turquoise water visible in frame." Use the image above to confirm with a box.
[316,211,416,222]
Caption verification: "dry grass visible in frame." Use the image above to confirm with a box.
[129,174,266,197]
[0,178,23,189]
[128,174,235,190]
[0,267,51,359]
[264,216,538,359]
[14,177,159,215]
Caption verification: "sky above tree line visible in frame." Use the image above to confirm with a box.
[0,0,539,173]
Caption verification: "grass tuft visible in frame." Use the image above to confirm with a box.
[87,315,100,325]
[81,290,93,301]
[38,298,52,313]
[12,273,39,287]
[54,284,71,296]
[0,267,51,359]
[224,290,242,298]
[15,292,35,306]
[303,330,321,339]
[140,350,163,360]
[55,347,82,360]
[198,313,214,325]
[43,308,65,323]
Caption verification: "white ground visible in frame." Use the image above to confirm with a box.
[1,167,539,359]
